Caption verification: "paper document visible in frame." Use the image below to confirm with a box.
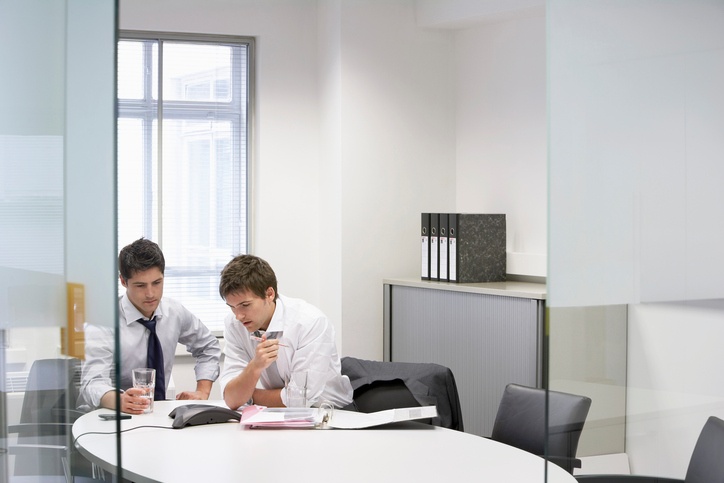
[329,406,438,429]
[240,405,437,429]
[240,406,318,428]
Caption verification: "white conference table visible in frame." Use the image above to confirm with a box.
[73,400,577,483]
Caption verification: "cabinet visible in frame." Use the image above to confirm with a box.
[383,278,546,437]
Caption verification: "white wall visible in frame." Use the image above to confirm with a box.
[121,0,324,310]
[121,0,456,363]
[337,1,455,356]
[454,12,547,277]
[317,0,343,361]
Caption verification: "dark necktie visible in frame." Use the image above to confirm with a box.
[137,316,166,401]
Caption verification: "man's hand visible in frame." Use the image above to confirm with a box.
[176,390,210,400]
[222,337,279,410]
[176,379,213,400]
[120,387,152,414]
[251,337,279,371]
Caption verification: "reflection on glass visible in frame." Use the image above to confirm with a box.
[548,0,724,479]
[0,136,64,275]
[1,0,117,480]
[548,306,627,458]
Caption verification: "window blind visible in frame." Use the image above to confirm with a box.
[117,34,251,332]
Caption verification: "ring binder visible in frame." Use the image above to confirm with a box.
[421,213,431,280]
[430,213,439,281]
[420,213,506,283]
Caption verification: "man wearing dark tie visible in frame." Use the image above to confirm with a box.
[79,238,221,414]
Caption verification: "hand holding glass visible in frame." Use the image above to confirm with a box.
[132,368,156,414]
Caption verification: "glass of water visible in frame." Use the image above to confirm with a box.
[286,371,308,408]
[132,368,156,414]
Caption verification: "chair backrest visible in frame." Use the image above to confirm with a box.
[341,357,464,431]
[13,358,83,478]
[685,416,724,483]
[491,383,591,473]
[353,378,422,413]
[20,358,82,428]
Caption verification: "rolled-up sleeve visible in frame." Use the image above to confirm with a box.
[219,314,255,397]
[78,323,116,409]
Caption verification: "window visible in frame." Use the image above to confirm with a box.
[117,32,253,333]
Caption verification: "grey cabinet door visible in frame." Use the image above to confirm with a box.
[385,284,544,437]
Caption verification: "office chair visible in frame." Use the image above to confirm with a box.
[341,356,464,431]
[7,358,96,481]
[575,415,724,483]
[491,383,592,474]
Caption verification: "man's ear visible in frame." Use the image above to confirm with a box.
[266,286,275,300]
[120,275,127,288]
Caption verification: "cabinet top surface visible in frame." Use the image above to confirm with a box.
[383,278,546,300]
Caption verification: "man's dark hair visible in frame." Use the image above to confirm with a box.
[118,238,165,281]
[219,254,278,301]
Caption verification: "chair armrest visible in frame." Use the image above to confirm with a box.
[575,476,684,483]
[483,436,582,473]
[51,408,87,422]
[8,443,67,455]
[7,422,73,437]
[545,455,582,472]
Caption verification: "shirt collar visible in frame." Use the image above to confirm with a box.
[264,294,286,335]
[120,293,166,325]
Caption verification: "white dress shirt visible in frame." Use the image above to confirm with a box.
[78,294,221,409]
[220,294,353,409]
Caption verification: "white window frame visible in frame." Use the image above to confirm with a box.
[117,31,254,334]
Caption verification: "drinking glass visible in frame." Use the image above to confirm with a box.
[132,368,156,414]
[286,371,308,408]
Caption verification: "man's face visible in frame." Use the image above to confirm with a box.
[225,287,276,334]
[121,267,164,319]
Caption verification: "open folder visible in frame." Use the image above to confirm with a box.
[240,405,438,429]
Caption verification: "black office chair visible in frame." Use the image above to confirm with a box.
[576,415,724,483]
[340,356,464,431]
[491,383,592,474]
[7,358,96,481]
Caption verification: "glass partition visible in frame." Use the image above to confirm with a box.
[0,0,118,480]
[548,0,724,478]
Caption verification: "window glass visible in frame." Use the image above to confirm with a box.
[117,40,144,100]
[117,34,251,332]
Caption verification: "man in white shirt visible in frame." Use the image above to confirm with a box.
[218,254,352,410]
[79,238,221,414]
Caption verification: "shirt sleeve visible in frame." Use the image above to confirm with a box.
[78,323,116,410]
[176,305,221,382]
[218,314,253,397]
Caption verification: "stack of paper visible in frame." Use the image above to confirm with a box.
[240,406,319,428]
[328,406,437,429]
[240,405,438,429]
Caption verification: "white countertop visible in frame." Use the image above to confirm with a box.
[384,277,547,300]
